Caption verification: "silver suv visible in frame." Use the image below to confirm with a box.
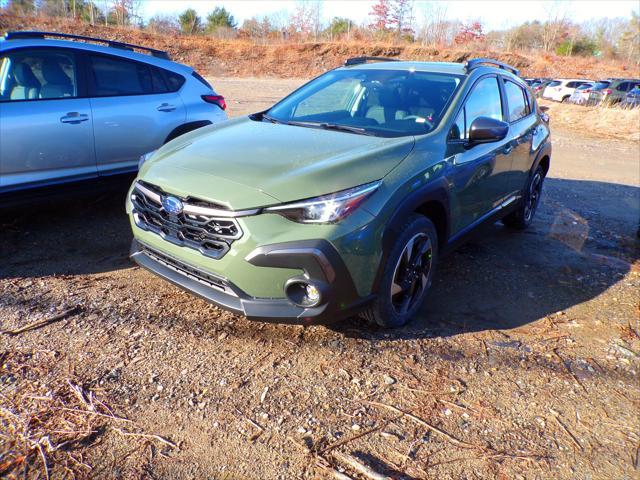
[0,31,227,194]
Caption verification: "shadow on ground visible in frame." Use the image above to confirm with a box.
[1,177,638,340]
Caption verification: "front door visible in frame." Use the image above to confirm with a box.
[446,75,513,235]
[0,48,95,191]
[85,53,186,175]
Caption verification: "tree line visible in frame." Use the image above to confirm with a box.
[4,0,639,63]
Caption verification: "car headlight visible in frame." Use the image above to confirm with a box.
[138,150,157,170]
[265,181,381,224]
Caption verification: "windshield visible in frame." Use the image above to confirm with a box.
[593,81,611,90]
[548,80,562,87]
[576,83,593,91]
[266,69,463,137]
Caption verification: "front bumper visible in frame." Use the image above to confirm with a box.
[130,239,374,324]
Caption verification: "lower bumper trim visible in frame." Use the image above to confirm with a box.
[130,240,372,324]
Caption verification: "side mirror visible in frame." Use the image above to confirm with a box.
[467,116,509,146]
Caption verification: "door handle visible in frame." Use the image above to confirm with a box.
[157,103,177,112]
[502,144,514,155]
[60,112,89,124]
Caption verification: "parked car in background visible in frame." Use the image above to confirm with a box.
[0,31,227,195]
[621,84,640,108]
[588,78,640,105]
[568,82,596,104]
[128,57,551,327]
[542,78,593,102]
[529,79,553,98]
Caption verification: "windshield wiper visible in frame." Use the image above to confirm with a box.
[284,120,378,136]
[262,113,284,124]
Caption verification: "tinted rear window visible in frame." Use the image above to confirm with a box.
[89,55,153,96]
[163,70,185,92]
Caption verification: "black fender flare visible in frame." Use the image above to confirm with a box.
[164,120,212,144]
[372,177,451,293]
[531,140,552,177]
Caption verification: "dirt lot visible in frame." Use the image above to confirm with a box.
[1,78,639,480]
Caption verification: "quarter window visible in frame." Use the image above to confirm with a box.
[0,49,78,101]
[504,80,528,122]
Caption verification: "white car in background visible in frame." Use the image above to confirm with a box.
[567,81,597,104]
[542,78,593,102]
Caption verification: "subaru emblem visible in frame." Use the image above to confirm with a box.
[162,196,183,215]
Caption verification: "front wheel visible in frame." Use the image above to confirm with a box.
[502,166,545,230]
[360,215,438,328]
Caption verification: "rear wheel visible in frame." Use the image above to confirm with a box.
[360,215,438,328]
[502,165,545,230]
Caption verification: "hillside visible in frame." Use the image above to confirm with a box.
[2,13,639,80]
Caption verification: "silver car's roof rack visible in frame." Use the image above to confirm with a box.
[344,56,400,66]
[3,31,171,60]
[465,58,519,76]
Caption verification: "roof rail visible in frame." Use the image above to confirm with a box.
[465,58,519,76]
[3,31,171,60]
[344,56,400,66]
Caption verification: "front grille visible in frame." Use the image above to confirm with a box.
[139,244,236,296]
[131,182,242,259]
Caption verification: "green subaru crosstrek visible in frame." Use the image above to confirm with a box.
[126,57,551,327]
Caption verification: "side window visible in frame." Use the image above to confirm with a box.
[462,77,503,138]
[449,108,465,140]
[0,49,78,101]
[616,82,629,92]
[163,70,185,92]
[150,67,169,93]
[88,55,153,97]
[566,81,578,88]
[504,80,528,122]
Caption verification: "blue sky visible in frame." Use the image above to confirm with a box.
[141,0,639,30]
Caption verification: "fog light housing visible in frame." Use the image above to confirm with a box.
[285,279,326,308]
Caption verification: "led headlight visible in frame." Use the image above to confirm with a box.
[265,181,381,224]
[138,149,157,170]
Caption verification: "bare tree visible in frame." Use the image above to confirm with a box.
[417,0,450,46]
[541,0,571,52]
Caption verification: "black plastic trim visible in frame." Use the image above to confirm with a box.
[165,121,212,143]
[131,239,372,324]
[372,178,451,293]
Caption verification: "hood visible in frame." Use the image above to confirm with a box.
[141,117,414,210]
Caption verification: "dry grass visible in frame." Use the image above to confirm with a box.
[539,99,640,142]
[1,13,638,80]
[0,349,176,479]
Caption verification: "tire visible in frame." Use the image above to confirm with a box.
[502,165,545,230]
[561,96,570,103]
[360,215,438,328]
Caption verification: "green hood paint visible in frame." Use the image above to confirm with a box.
[142,117,415,210]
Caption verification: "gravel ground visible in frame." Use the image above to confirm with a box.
[1,78,639,480]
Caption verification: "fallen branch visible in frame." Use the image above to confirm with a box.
[552,415,584,452]
[332,451,391,480]
[321,421,388,455]
[553,349,588,394]
[2,307,79,335]
[365,400,480,450]
[315,455,354,480]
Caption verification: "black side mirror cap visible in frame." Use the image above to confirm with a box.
[467,116,509,146]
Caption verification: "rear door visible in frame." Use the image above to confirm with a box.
[446,75,514,235]
[86,53,186,175]
[501,78,537,194]
[0,47,96,191]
